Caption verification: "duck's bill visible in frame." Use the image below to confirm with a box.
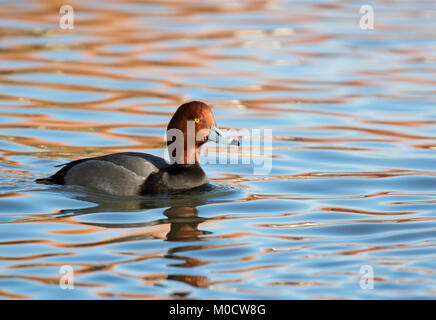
[207,125,240,146]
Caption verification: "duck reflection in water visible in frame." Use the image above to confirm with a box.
[57,184,222,242]
[48,185,237,291]
[164,206,207,242]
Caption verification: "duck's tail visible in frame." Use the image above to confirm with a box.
[35,177,56,184]
[35,159,88,185]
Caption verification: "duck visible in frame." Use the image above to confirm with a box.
[36,101,239,195]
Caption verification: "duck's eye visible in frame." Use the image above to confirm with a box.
[194,118,200,123]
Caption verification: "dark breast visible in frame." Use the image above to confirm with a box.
[141,163,209,194]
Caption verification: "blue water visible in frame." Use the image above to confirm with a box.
[0,0,435,299]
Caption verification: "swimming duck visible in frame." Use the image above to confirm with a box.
[36,101,239,195]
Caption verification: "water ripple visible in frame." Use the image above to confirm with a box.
[0,0,435,299]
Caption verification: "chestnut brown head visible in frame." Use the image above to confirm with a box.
[166,101,239,164]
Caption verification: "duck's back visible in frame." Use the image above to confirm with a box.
[39,152,169,196]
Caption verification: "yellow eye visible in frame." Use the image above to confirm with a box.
[194,118,200,123]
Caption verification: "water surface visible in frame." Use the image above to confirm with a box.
[0,0,435,299]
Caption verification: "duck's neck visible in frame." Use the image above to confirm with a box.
[168,146,200,164]
[185,146,200,164]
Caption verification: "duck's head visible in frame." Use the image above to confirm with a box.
[166,101,239,164]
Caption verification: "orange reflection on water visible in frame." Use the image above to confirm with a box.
[0,0,435,300]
